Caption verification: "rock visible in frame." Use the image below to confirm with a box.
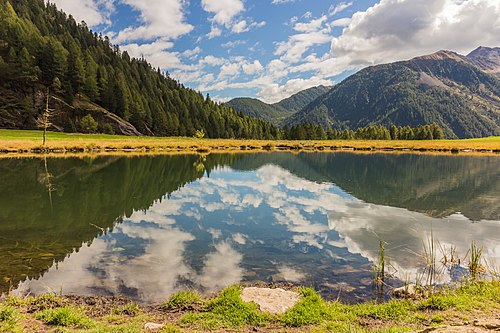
[144,322,165,332]
[391,284,419,298]
[241,287,301,314]
[474,319,500,329]
[414,327,490,333]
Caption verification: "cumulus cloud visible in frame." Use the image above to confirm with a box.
[182,47,202,59]
[242,60,264,75]
[114,0,193,43]
[330,0,500,68]
[232,20,248,33]
[256,76,334,103]
[201,0,245,26]
[274,15,332,64]
[50,0,114,27]
[331,17,352,27]
[207,26,222,39]
[121,39,192,70]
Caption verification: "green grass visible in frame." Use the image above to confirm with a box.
[111,303,140,316]
[179,286,272,329]
[162,290,203,311]
[0,129,499,156]
[0,305,23,333]
[282,287,334,327]
[35,306,95,328]
[1,281,500,332]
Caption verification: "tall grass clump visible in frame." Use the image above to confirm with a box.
[282,288,332,327]
[373,240,386,286]
[179,286,271,329]
[419,231,438,289]
[162,291,202,311]
[36,307,95,328]
[0,305,22,333]
[466,240,485,281]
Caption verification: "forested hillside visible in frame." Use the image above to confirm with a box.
[226,85,330,126]
[0,0,280,138]
[286,49,500,138]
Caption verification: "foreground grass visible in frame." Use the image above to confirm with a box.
[2,281,500,332]
[0,129,499,155]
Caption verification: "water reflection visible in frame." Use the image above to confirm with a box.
[1,153,499,303]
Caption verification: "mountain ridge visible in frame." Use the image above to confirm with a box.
[226,85,331,126]
[284,46,500,138]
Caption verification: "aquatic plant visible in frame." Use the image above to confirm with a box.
[466,240,485,281]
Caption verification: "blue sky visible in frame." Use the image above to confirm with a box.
[51,0,500,103]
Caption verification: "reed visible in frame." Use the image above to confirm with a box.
[466,240,485,281]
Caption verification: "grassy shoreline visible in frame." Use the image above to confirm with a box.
[1,281,500,332]
[1,129,499,156]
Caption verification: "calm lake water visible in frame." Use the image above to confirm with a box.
[1,152,499,303]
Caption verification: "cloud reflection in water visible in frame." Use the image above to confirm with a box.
[16,164,500,302]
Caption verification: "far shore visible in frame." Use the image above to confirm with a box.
[0,129,499,157]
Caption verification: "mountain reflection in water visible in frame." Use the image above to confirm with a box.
[1,153,498,303]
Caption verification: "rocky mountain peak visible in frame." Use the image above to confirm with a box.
[466,46,500,74]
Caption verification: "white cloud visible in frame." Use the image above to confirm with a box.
[200,55,226,67]
[274,15,332,63]
[207,26,222,39]
[232,20,248,33]
[121,40,192,70]
[201,0,245,26]
[182,47,201,59]
[257,76,334,103]
[222,40,247,49]
[114,0,193,43]
[330,0,500,67]
[219,62,241,77]
[294,15,328,33]
[331,17,352,27]
[242,60,264,75]
[50,0,114,27]
[329,1,354,16]
[303,11,313,19]
[272,0,296,4]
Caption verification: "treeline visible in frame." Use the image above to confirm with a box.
[0,0,279,138]
[283,123,445,140]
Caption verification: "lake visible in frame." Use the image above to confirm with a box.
[1,152,499,303]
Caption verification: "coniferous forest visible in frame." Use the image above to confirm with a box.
[0,0,281,139]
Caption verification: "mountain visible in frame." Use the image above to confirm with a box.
[225,98,290,126]
[226,85,331,126]
[0,0,279,139]
[466,46,500,75]
[285,48,500,138]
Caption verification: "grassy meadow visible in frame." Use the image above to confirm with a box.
[0,129,499,155]
[1,281,500,332]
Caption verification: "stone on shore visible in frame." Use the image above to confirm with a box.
[241,287,301,314]
[144,322,165,332]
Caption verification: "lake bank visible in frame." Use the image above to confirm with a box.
[2,281,500,332]
[1,129,499,156]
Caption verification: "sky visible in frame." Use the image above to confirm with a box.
[49,0,500,103]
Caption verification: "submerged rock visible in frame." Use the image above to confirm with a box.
[241,287,301,314]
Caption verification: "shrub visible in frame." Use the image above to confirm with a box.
[80,114,98,133]
[103,123,115,135]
